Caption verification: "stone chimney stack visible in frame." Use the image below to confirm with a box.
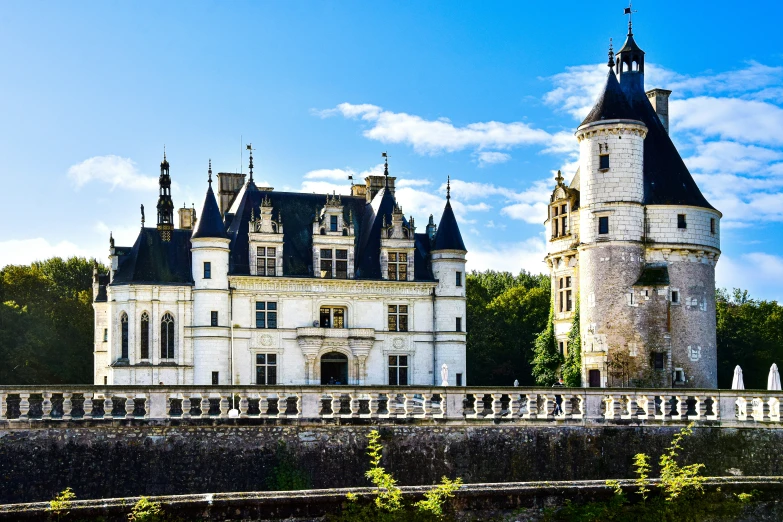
[179,205,197,230]
[364,175,395,203]
[646,88,672,134]
[217,172,247,216]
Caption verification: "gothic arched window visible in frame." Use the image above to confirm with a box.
[140,312,150,359]
[120,312,129,360]
[161,312,175,359]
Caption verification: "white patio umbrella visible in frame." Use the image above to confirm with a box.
[768,363,781,391]
[731,365,745,390]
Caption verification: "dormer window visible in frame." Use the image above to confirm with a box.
[256,247,277,276]
[551,202,569,238]
[388,252,408,281]
[330,215,338,232]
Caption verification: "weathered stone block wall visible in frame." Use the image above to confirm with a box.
[1,422,782,504]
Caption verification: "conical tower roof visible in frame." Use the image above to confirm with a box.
[433,181,466,251]
[580,68,640,127]
[192,167,228,239]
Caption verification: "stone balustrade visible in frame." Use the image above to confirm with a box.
[0,386,781,426]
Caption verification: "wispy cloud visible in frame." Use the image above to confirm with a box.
[68,155,159,191]
[474,151,511,167]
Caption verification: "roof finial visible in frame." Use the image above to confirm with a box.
[246,143,255,182]
[608,38,615,68]
[163,145,166,162]
[446,175,451,200]
[555,170,564,185]
[624,2,636,36]
[382,151,389,188]
[140,204,145,227]
[208,159,213,185]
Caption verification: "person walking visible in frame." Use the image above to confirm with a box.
[552,377,565,416]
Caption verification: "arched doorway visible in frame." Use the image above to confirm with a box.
[321,352,348,385]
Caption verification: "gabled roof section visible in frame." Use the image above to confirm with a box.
[110,228,193,285]
[192,184,228,239]
[580,68,640,127]
[433,200,466,251]
[355,187,399,279]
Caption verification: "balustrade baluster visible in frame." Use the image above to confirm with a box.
[562,394,573,418]
[508,394,520,419]
[491,394,502,418]
[239,394,248,418]
[0,392,5,420]
[42,392,53,420]
[200,395,210,418]
[433,394,445,419]
[219,395,229,419]
[573,394,585,419]
[769,397,781,422]
[421,393,432,419]
[653,396,665,420]
[636,395,649,420]
[538,394,551,419]
[383,393,395,418]
[62,392,73,420]
[706,395,719,421]
[83,393,93,420]
[344,393,357,419]
[181,396,191,419]
[525,393,538,419]
[602,395,614,420]
[330,393,341,419]
[104,396,113,419]
[693,396,705,420]
[275,393,286,419]
[124,394,135,419]
[19,393,30,420]
[369,393,379,418]
[399,394,410,419]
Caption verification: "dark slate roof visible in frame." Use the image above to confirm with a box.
[580,68,640,127]
[110,228,193,285]
[433,200,466,251]
[192,184,228,239]
[355,187,399,279]
[618,33,643,54]
[633,264,670,286]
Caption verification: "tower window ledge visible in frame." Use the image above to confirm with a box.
[598,168,610,173]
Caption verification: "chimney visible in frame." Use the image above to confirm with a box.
[426,214,437,243]
[364,175,395,203]
[646,88,672,134]
[217,172,247,215]
[351,184,367,198]
[178,206,197,230]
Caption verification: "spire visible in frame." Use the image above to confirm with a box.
[246,143,255,183]
[446,176,451,200]
[382,152,389,188]
[433,191,466,252]
[192,173,228,240]
[157,150,174,241]
[208,159,213,185]
[624,2,637,36]
[140,204,145,227]
[608,38,615,68]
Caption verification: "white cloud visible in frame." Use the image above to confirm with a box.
[0,238,99,268]
[396,178,431,188]
[304,168,355,181]
[300,181,353,195]
[314,102,553,154]
[475,151,511,167]
[685,141,783,175]
[716,252,783,301]
[465,236,547,275]
[68,155,159,191]
[671,97,783,146]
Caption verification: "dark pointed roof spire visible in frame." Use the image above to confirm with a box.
[608,38,615,68]
[246,143,255,183]
[433,187,466,252]
[208,159,213,185]
[446,175,451,200]
[192,173,228,240]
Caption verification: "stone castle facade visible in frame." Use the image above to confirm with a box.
[92,153,467,386]
[546,24,721,388]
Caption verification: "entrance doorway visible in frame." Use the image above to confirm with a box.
[588,369,601,388]
[321,352,348,385]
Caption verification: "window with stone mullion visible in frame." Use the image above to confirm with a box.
[558,276,573,313]
[387,252,408,281]
[256,246,277,276]
[140,312,150,359]
[388,355,408,385]
[388,304,408,332]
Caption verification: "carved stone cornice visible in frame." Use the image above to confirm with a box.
[230,277,436,296]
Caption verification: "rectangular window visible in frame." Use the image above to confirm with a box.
[566,289,573,311]
[598,216,609,235]
[559,277,573,313]
[256,353,277,385]
[456,373,463,386]
[388,355,408,385]
[388,304,409,332]
[671,290,680,304]
[335,249,348,279]
[104,376,108,385]
[553,218,559,237]
[210,311,218,327]
[256,247,277,276]
[710,218,716,234]
[677,214,687,229]
[103,328,108,342]
[653,353,665,370]
[456,317,462,332]
[561,216,568,235]
[456,271,462,287]
[212,371,219,385]
[599,154,610,170]
[330,215,338,232]
[559,341,564,356]
[320,248,333,279]
[674,368,685,384]
[387,251,408,281]
[255,302,278,329]
[203,261,211,279]
[320,307,345,329]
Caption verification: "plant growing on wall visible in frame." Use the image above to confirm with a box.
[562,296,581,387]
[531,305,563,386]
[48,487,76,522]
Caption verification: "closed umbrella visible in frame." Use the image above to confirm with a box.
[768,363,781,391]
[731,365,745,390]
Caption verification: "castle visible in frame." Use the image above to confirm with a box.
[92,153,467,386]
[546,22,721,388]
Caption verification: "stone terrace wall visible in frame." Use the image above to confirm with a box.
[2,422,783,504]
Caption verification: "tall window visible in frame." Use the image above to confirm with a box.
[710,218,716,234]
[560,204,568,235]
[330,215,338,232]
[256,353,277,384]
[161,312,175,359]
[203,261,211,279]
[103,328,108,342]
[120,312,129,359]
[320,307,345,328]
[256,247,276,276]
[140,312,150,359]
[320,248,333,279]
[653,352,665,370]
[210,311,218,327]
[388,305,408,332]
[456,317,462,332]
[255,302,277,329]
[456,271,462,287]
[388,252,408,280]
[677,214,687,229]
[598,216,609,235]
[599,154,610,170]
[335,249,348,279]
[558,276,573,312]
[212,372,219,385]
[388,355,408,385]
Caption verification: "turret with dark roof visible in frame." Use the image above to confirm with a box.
[192,160,228,240]
[433,177,466,252]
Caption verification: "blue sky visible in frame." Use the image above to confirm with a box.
[2,1,783,300]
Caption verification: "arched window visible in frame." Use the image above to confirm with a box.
[120,312,129,359]
[140,312,150,359]
[161,312,175,359]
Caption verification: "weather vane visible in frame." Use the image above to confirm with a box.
[246,143,255,181]
[624,2,637,34]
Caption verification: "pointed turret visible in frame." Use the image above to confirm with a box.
[580,42,640,128]
[192,161,228,239]
[156,149,175,241]
[433,177,466,252]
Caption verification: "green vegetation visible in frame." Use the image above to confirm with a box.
[49,487,76,521]
[0,257,103,384]
[331,429,462,521]
[561,296,581,387]
[127,497,166,522]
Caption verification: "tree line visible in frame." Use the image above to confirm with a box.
[0,258,781,388]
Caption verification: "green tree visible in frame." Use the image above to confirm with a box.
[531,305,562,386]
[562,296,581,387]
